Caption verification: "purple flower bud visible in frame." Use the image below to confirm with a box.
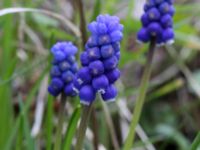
[70,63,79,73]
[77,67,92,84]
[154,0,163,5]
[86,36,98,47]
[58,60,71,71]
[48,78,64,96]
[101,85,117,102]
[61,71,74,83]
[110,31,123,42]
[112,42,120,53]
[87,47,101,61]
[80,52,90,66]
[73,75,83,92]
[161,14,173,28]
[88,21,98,35]
[146,0,156,8]
[166,0,174,4]
[162,28,174,44]
[137,28,150,43]
[107,20,120,32]
[97,23,108,34]
[67,55,76,64]
[50,65,61,77]
[141,14,150,27]
[92,75,109,93]
[100,45,114,59]
[159,2,170,15]
[169,5,175,16]
[147,22,163,37]
[97,14,107,23]
[54,51,66,62]
[63,43,78,56]
[115,52,120,60]
[147,8,161,21]
[64,83,77,96]
[105,68,121,84]
[89,60,104,76]
[79,85,96,105]
[98,34,111,45]
[103,56,118,71]
[48,86,60,97]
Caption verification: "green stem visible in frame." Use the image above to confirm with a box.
[75,103,94,150]
[54,93,67,150]
[101,101,120,150]
[123,38,156,150]
[91,109,99,150]
[190,132,200,150]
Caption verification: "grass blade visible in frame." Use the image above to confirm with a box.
[63,104,81,150]
[190,132,200,150]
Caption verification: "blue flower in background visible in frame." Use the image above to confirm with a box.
[138,0,175,45]
[48,42,78,97]
[74,14,123,105]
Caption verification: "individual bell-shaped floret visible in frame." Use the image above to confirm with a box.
[48,78,64,96]
[101,85,117,102]
[89,60,105,76]
[103,56,118,71]
[105,68,121,84]
[79,85,96,105]
[92,75,109,94]
[100,45,114,59]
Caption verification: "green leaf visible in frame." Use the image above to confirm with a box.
[32,13,59,27]
[63,104,81,150]
[90,0,101,21]
[190,132,200,150]
[18,97,35,150]
[4,65,49,150]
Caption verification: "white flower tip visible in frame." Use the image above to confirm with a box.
[73,87,79,94]
[136,39,144,44]
[77,78,83,84]
[98,89,106,94]
[105,98,116,103]
[166,39,174,45]
[80,100,91,106]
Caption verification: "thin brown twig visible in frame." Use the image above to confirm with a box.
[76,0,87,47]
[91,109,99,150]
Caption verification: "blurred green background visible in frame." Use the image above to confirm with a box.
[0,0,200,150]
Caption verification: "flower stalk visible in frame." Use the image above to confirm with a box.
[76,0,87,47]
[54,93,67,150]
[75,103,94,150]
[123,37,156,150]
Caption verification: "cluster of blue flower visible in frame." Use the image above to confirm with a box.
[48,42,78,97]
[74,14,124,105]
[137,0,175,46]
[48,15,124,105]
[48,0,175,104]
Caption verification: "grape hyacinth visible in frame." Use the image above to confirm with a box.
[137,0,175,45]
[48,42,78,97]
[74,14,123,105]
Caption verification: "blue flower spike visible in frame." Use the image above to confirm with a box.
[74,14,123,105]
[48,42,78,97]
[137,0,175,46]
